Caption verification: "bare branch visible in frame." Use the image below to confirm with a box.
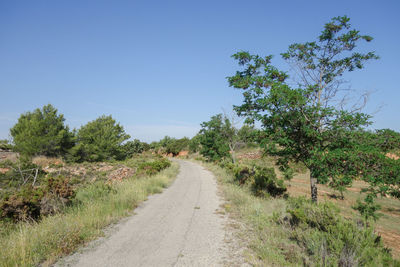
[32,168,38,186]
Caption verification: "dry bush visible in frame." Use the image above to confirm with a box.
[32,156,64,168]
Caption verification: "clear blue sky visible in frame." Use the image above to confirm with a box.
[1,0,399,142]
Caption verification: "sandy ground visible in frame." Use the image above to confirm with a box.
[55,160,240,267]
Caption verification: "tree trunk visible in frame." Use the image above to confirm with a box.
[310,175,318,203]
[229,144,236,164]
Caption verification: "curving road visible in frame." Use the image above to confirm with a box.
[57,160,229,267]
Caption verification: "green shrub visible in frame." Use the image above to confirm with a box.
[287,197,340,231]
[189,134,201,153]
[138,159,171,175]
[232,164,252,185]
[43,175,75,199]
[0,175,76,222]
[224,162,287,197]
[280,197,395,266]
[0,139,13,150]
[251,166,287,197]
[0,186,43,221]
[219,158,235,172]
[122,139,147,158]
[166,137,190,155]
[352,194,382,221]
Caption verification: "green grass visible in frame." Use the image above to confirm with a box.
[0,162,179,267]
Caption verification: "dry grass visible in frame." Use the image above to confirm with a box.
[200,161,297,266]
[32,156,64,167]
[0,162,179,267]
[0,151,19,163]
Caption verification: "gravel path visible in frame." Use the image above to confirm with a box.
[56,160,232,267]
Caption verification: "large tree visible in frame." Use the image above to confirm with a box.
[70,115,130,162]
[227,16,392,202]
[166,137,190,156]
[122,139,149,157]
[199,114,231,162]
[188,134,202,153]
[199,113,254,162]
[10,104,74,157]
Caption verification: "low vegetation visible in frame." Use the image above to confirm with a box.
[0,154,171,222]
[150,136,190,156]
[202,160,399,266]
[0,140,13,151]
[0,154,176,266]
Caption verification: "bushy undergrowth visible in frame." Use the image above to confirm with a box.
[219,159,287,198]
[0,186,43,222]
[138,158,171,175]
[202,161,398,266]
[0,140,13,150]
[0,154,172,223]
[0,159,44,190]
[281,197,394,266]
[0,175,75,222]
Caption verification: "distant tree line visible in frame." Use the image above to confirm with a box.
[147,113,262,162]
[9,104,150,162]
[149,136,190,156]
[0,140,13,151]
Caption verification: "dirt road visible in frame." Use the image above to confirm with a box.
[57,160,230,267]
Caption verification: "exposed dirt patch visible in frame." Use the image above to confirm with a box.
[43,165,87,176]
[42,162,116,177]
[107,167,135,182]
[178,150,189,157]
[386,153,400,160]
[97,163,114,172]
[0,151,19,162]
[0,167,10,174]
[376,227,400,257]
[237,151,262,160]
[32,156,64,167]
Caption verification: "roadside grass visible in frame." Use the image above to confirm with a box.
[234,148,400,259]
[0,162,179,267]
[202,162,297,266]
[201,159,399,266]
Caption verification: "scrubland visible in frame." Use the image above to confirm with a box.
[195,148,400,266]
[0,154,178,267]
